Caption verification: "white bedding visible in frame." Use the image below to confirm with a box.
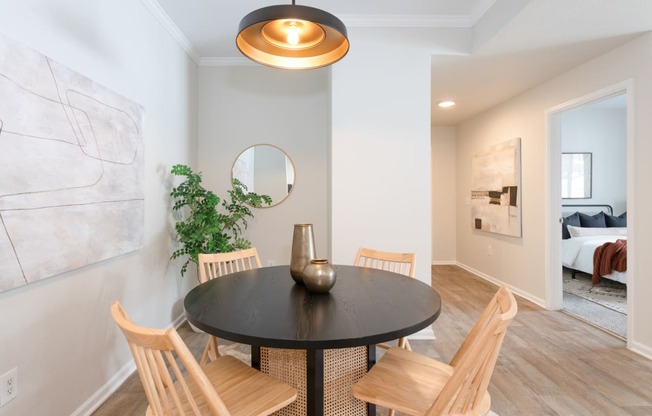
[562,236,627,284]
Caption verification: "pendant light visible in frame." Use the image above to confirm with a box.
[236,1,349,70]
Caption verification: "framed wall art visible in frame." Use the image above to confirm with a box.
[0,34,144,293]
[470,138,522,237]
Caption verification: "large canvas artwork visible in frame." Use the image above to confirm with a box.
[471,138,521,237]
[0,34,144,293]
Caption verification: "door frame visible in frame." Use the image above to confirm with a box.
[544,80,635,343]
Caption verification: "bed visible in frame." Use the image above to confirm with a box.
[561,204,627,285]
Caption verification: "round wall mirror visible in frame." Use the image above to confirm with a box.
[231,144,295,207]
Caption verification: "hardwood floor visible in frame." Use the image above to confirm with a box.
[428,266,652,416]
[93,265,652,416]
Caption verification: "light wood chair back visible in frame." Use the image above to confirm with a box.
[111,301,296,416]
[428,286,517,415]
[354,247,416,278]
[352,286,517,416]
[354,247,416,351]
[198,248,262,365]
[110,301,230,415]
[198,248,262,284]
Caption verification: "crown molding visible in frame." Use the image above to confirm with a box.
[341,14,472,28]
[469,0,499,25]
[140,0,201,64]
[144,1,497,66]
[197,14,475,66]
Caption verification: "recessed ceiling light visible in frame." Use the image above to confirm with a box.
[438,100,456,108]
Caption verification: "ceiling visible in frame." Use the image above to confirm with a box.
[150,0,652,125]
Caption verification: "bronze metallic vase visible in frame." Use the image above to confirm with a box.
[302,259,337,293]
[290,224,316,284]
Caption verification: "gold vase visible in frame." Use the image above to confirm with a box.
[302,259,337,293]
[290,224,316,284]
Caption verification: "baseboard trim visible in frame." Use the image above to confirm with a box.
[629,340,652,360]
[431,260,457,265]
[73,313,187,416]
[454,262,547,308]
[71,360,136,416]
[172,312,187,329]
[440,263,652,359]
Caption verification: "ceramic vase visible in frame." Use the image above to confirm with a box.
[302,259,337,294]
[290,224,316,284]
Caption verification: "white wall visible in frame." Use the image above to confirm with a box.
[0,1,198,415]
[432,126,457,263]
[197,66,330,265]
[561,105,627,215]
[330,27,436,284]
[455,32,652,356]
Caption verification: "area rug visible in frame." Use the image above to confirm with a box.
[563,270,626,314]
[563,292,627,338]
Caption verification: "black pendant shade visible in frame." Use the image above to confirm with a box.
[236,3,349,70]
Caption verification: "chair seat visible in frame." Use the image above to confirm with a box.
[352,347,491,416]
[147,355,297,416]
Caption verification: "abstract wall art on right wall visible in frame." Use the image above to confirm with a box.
[471,138,522,237]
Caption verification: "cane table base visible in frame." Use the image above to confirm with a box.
[261,346,368,416]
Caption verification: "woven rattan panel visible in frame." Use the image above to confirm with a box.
[324,346,368,416]
[261,346,368,416]
[262,348,307,416]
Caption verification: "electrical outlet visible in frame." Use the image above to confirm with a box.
[0,367,18,406]
[488,245,493,256]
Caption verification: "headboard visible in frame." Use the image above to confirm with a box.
[562,204,613,216]
[561,204,625,239]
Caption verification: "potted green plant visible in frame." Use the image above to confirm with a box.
[169,164,272,278]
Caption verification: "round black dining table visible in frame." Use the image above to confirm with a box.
[184,265,441,416]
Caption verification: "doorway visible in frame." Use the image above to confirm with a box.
[559,94,627,337]
[546,81,634,343]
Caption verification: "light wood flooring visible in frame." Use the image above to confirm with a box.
[93,265,652,416]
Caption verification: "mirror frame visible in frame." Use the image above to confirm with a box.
[561,152,592,199]
[231,144,295,208]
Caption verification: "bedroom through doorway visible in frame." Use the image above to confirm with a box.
[558,93,628,339]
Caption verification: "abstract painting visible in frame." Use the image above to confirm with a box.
[471,138,521,237]
[0,34,144,293]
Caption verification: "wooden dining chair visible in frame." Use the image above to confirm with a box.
[352,286,517,416]
[110,301,296,416]
[198,248,262,365]
[354,247,416,278]
[354,247,416,350]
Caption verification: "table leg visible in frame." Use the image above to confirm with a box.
[307,349,324,416]
[251,345,261,370]
[367,345,376,416]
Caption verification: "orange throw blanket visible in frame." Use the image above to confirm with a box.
[592,239,627,285]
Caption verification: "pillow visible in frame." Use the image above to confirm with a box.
[562,212,581,240]
[567,225,627,238]
[579,211,606,228]
[605,212,627,227]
